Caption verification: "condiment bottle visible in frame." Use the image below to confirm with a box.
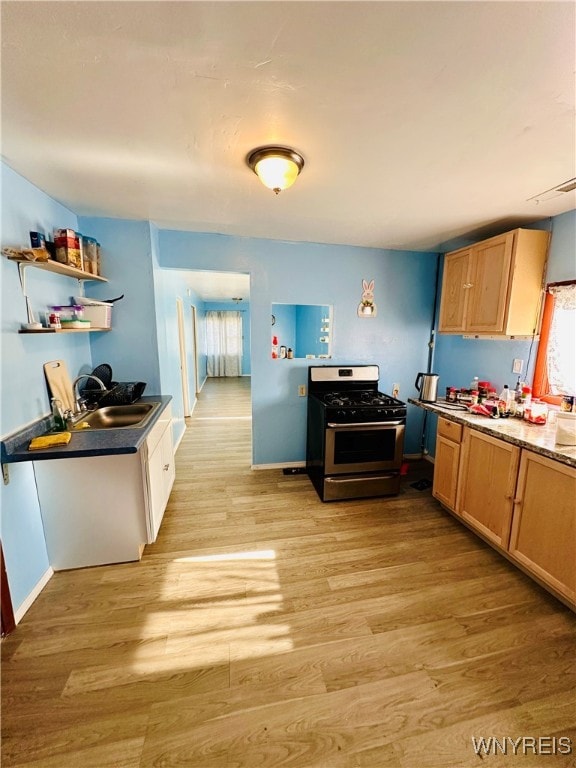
[498,385,511,416]
[272,335,279,359]
[522,386,532,420]
[287,348,294,359]
[51,398,66,431]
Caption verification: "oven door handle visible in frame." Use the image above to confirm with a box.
[326,421,404,428]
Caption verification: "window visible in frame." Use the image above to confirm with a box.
[533,281,576,404]
[205,311,243,377]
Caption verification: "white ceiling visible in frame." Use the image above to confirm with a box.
[2,2,575,280]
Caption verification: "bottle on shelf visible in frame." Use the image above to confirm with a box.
[272,335,279,359]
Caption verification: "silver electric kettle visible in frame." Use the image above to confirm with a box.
[415,372,439,403]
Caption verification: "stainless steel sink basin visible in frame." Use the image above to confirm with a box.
[73,402,158,430]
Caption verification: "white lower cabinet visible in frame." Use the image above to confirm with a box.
[34,403,174,570]
[144,405,175,542]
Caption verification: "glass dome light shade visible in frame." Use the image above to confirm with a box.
[247,146,305,194]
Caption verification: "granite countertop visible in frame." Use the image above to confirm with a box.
[1,395,172,463]
[408,397,576,469]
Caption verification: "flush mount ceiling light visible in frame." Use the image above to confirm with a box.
[246,146,305,195]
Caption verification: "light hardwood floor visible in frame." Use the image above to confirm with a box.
[2,376,575,767]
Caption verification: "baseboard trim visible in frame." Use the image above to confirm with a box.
[14,566,53,624]
[252,461,306,471]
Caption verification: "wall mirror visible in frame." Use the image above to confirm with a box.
[272,304,332,359]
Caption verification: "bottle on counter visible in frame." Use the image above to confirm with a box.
[498,384,512,416]
[272,335,279,359]
[287,348,294,359]
[470,376,479,392]
[51,398,66,432]
[521,386,532,420]
[279,345,287,359]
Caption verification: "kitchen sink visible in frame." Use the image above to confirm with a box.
[73,402,159,430]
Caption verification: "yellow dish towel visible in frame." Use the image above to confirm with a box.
[28,432,72,451]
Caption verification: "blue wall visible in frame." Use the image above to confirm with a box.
[1,164,86,613]
[158,230,439,465]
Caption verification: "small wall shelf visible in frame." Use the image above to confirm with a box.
[10,257,108,283]
[4,253,111,332]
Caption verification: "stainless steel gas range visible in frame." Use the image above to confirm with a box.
[306,365,407,502]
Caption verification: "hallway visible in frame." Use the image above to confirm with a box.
[2,377,575,767]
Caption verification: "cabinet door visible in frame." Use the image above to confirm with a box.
[466,233,514,333]
[438,248,471,333]
[433,435,461,510]
[145,421,175,543]
[509,451,575,605]
[160,421,175,504]
[146,438,167,543]
[458,429,520,548]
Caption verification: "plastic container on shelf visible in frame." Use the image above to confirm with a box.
[82,236,99,274]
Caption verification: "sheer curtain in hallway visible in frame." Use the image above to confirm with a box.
[206,310,243,377]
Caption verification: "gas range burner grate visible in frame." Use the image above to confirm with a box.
[321,390,401,407]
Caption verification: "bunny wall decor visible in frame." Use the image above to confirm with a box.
[358,279,377,317]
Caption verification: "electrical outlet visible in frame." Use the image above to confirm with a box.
[392,383,400,398]
[512,359,523,374]
[298,385,306,397]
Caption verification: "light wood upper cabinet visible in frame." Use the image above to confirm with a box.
[509,451,575,605]
[438,228,550,336]
[458,428,520,549]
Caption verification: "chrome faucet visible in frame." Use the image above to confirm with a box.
[71,374,107,414]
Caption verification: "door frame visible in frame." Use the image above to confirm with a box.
[190,305,200,394]
[176,298,191,417]
[1,543,16,636]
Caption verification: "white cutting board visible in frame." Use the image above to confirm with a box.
[44,360,75,412]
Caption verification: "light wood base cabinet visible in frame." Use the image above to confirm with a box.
[458,428,520,549]
[509,450,575,605]
[432,420,575,610]
[432,417,462,510]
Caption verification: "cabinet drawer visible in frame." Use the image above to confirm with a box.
[438,417,462,443]
[146,402,172,454]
